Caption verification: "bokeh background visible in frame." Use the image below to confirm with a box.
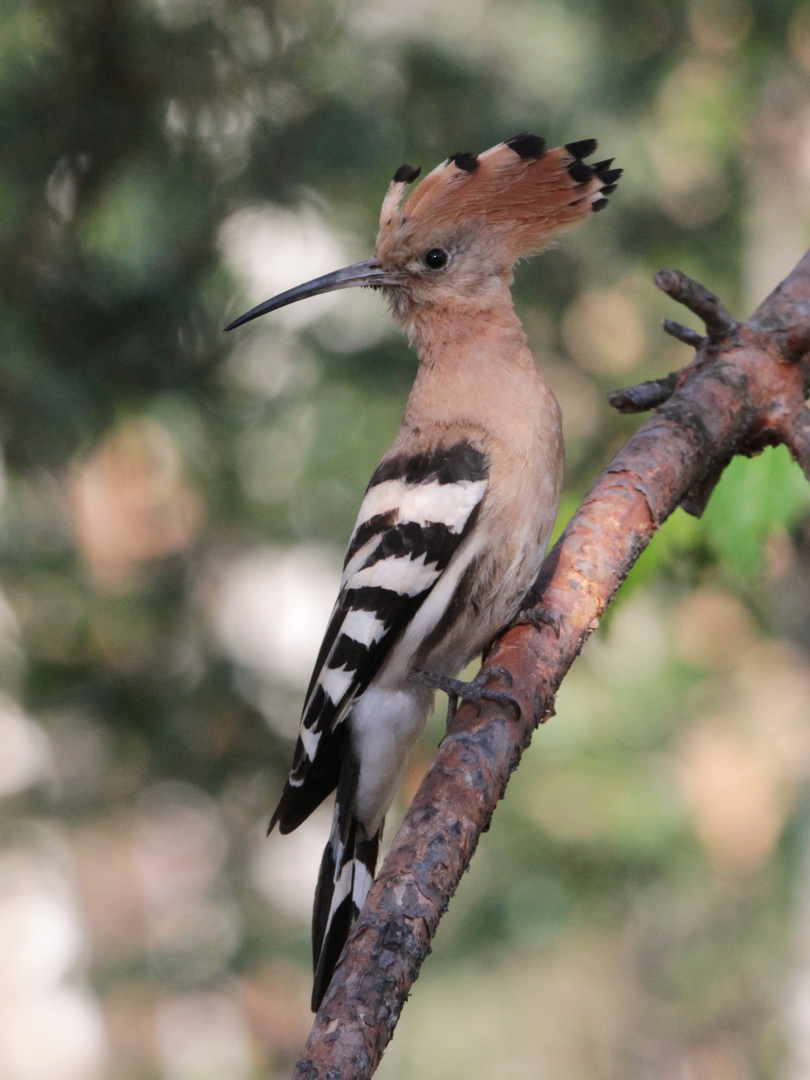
[3,0,810,1077]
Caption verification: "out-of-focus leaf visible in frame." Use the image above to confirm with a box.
[701,445,810,580]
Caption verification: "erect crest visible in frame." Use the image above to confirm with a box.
[377,133,621,263]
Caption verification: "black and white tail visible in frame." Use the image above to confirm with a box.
[310,758,382,1011]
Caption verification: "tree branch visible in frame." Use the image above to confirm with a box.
[662,318,705,349]
[654,267,739,341]
[607,372,678,413]
[291,251,810,1080]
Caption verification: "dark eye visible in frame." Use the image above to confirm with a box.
[424,248,448,269]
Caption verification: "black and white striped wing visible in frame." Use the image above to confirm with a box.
[271,441,489,833]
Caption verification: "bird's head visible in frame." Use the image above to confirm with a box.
[224,134,620,333]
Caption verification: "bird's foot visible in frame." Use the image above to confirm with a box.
[409,666,520,729]
[513,605,561,638]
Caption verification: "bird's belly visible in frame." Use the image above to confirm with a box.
[423,529,546,676]
[350,682,434,835]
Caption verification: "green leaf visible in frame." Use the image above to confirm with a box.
[701,445,810,580]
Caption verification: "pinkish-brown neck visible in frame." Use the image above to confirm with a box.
[399,286,554,437]
[403,281,523,354]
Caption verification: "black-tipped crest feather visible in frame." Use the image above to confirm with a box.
[597,167,622,186]
[506,132,546,159]
[393,163,421,184]
[448,151,479,173]
[565,138,598,159]
[567,159,594,184]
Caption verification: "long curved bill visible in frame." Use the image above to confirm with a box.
[224,258,405,331]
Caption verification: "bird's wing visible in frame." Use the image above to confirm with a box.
[271,440,489,832]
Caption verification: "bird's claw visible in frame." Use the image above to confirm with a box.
[410,666,521,729]
[514,605,561,638]
[480,665,513,688]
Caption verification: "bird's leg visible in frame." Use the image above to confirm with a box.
[409,666,520,729]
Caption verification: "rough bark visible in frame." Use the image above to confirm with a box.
[292,250,810,1080]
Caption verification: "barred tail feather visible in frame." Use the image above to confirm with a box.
[311,765,382,1010]
[269,723,349,836]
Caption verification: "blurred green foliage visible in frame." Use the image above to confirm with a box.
[1,1,810,1078]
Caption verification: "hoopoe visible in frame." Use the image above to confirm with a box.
[226,133,621,1009]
